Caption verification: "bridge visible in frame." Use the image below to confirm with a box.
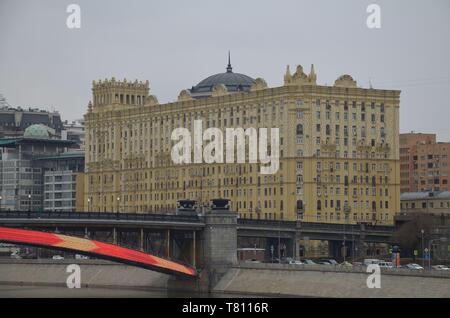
[0,210,395,262]
[0,226,196,278]
[0,208,398,290]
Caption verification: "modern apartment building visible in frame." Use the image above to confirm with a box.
[35,152,85,212]
[0,124,75,211]
[84,61,400,225]
[400,133,450,193]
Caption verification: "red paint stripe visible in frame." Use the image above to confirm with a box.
[0,227,62,246]
[0,227,196,277]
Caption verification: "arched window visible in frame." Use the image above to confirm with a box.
[296,124,303,136]
[317,200,322,211]
[296,200,303,210]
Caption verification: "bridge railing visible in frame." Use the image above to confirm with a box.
[237,218,297,228]
[237,218,394,233]
[0,211,203,223]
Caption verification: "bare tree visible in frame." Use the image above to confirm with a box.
[393,213,434,251]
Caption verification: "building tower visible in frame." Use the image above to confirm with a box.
[91,78,150,110]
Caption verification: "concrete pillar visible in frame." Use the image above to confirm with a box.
[113,227,117,245]
[192,230,196,268]
[84,227,88,238]
[140,228,144,251]
[166,229,170,258]
[203,207,238,287]
[294,234,300,260]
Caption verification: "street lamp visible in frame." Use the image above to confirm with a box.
[28,194,32,213]
[0,195,2,212]
[343,210,350,263]
[421,229,425,268]
[428,237,448,269]
[87,198,91,213]
[117,196,120,213]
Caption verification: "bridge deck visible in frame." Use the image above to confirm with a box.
[0,226,196,278]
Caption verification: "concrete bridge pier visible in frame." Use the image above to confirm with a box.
[168,200,237,293]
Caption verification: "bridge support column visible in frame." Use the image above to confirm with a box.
[166,229,170,258]
[140,228,144,251]
[168,203,238,294]
[113,228,117,245]
[203,207,237,289]
[192,230,196,268]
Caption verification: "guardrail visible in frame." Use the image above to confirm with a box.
[0,211,203,223]
[237,218,395,233]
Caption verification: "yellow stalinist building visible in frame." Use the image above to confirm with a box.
[84,58,400,225]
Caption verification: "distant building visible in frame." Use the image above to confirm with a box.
[84,61,401,225]
[34,152,85,212]
[0,106,63,138]
[400,191,450,214]
[62,119,85,150]
[0,124,75,211]
[400,133,450,193]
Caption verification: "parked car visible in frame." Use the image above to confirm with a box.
[318,261,332,265]
[318,259,338,265]
[10,251,22,259]
[22,253,37,259]
[288,259,303,265]
[405,263,424,270]
[432,265,450,271]
[52,255,64,260]
[75,254,89,260]
[377,261,394,269]
[363,259,382,266]
[303,259,317,265]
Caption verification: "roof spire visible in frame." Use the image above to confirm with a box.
[226,50,232,73]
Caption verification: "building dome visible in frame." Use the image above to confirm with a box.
[23,124,51,139]
[190,53,255,98]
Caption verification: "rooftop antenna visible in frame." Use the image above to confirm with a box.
[226,50,232,73]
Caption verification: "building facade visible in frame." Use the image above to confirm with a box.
[400,133,450,193]
[0,124,75,211]
[35,152,85,212]
[84,62,400,225]
[0,106,63,138]
[400,191,450,214]
[62,119,85,150]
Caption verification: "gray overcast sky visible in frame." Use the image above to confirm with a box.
[1,0,449,139]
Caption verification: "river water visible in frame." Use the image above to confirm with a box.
[0,285,259,298]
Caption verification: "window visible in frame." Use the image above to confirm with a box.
[296,124,303,135]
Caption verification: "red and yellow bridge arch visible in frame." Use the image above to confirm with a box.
[0,227,196,278]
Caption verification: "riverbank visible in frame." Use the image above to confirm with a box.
[1,260,450,297]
